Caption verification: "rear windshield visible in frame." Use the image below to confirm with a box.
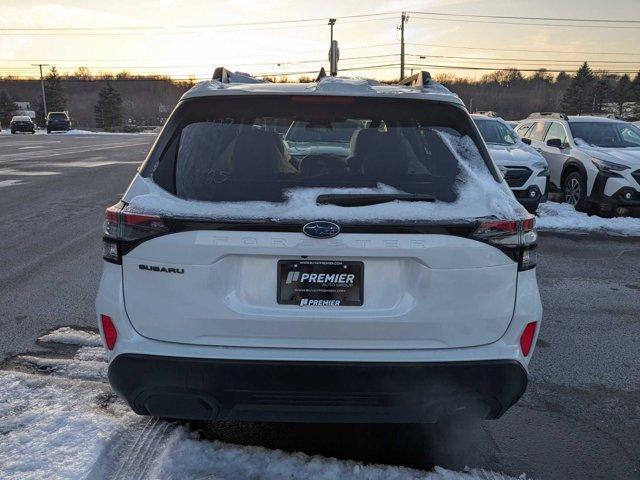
[150,96,493,204]
[49,113,68,120]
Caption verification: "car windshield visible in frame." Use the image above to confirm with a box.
[475,119,518,146]
[152,96,492,204]
[569,122,640,148]
[49,113,67,120]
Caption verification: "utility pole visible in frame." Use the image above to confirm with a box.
[32,63,50,119]
[328,18,338,76]
[398,12,408,81]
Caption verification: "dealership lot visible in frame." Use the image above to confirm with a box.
[0,133,639,479]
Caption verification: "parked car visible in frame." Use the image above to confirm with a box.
[10,115,35,134]
[473,114,549,213]
[46,112,71,133]
[283,119,365,167]
[516,113,640,214]
[97,70,541,426]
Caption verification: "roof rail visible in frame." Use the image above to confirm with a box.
[212,67,265,84]
[398,70,432,87]
[527,112,568,120]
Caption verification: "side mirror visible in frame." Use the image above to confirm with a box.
[546,138,563,149]
[521,137,532,145]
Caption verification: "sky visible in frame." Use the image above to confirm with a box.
[0,0,639,81]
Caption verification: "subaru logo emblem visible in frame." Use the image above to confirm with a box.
[303,221,340,239]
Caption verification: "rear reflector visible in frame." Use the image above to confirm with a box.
[520,322,537,357]
[100,314,117,350]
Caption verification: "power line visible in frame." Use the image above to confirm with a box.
[0,54,405,71]
[408,11,640,24]
[410,14,640,29]
[407,54,640,65]
[0,44,399,63]
[405,63,640,74]
[5,62,639,80]
[0,12,398,31]
[406,43,640,57]
[0,15,398,36]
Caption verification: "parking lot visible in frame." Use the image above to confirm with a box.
[1,132,639,479]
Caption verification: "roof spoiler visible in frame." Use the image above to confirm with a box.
[398,70,432,87]
[212,67,265,84]
[527,112,568,120]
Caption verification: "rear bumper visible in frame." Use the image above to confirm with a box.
[11,125,34,132]
[47,123,70,131]
[108,355,527,423]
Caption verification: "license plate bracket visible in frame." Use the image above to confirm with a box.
[277,260,364,306]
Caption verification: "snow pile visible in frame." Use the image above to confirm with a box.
[537,202,640,236]
[155,429,528,480]
[129,132,526,222]
[0,370,126,480]
[38,326,102,347]
[0,326,531,480]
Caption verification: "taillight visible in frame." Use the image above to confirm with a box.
[472,215,537,271]
[520,321,537,357]
[102,202,168,264]
[100,314,117,350]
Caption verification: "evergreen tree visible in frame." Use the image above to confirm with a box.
[612,74,633,116]
[35,66,68,123]
[0,90,18,126]
[592,74,614,114]
[560,62,596,114]
[44,66,67,112]
[631,71,640,118]
[94,82,123,131]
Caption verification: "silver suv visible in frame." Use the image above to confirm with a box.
[516,113,640,214]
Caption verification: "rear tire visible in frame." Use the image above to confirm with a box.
[563,171,590,213]
[525,202,540,214]
[47,128,51,134]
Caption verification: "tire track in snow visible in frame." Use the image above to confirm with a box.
[87,417,176,480]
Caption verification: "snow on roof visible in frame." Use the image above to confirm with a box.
[181,75,464,106]
[567,115,626,123]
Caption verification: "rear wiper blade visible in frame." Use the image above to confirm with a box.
[316,193,435,207]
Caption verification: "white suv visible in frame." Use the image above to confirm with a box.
[516,113,640,214]
[96,70,542,424]
[472,114,549,213]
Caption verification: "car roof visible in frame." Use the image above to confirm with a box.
[471,114,504,121]
[180,76,465,107]
[566,115,626,123]
[11,115,31,120]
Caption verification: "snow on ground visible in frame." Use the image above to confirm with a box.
[38,326,102,347]
[0,327,531,480]
[537,202,640,236]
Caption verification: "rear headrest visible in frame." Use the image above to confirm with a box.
[351,129,409,177]
[231,129,289,177]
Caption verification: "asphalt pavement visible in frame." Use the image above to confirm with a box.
[0,132,638,480]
